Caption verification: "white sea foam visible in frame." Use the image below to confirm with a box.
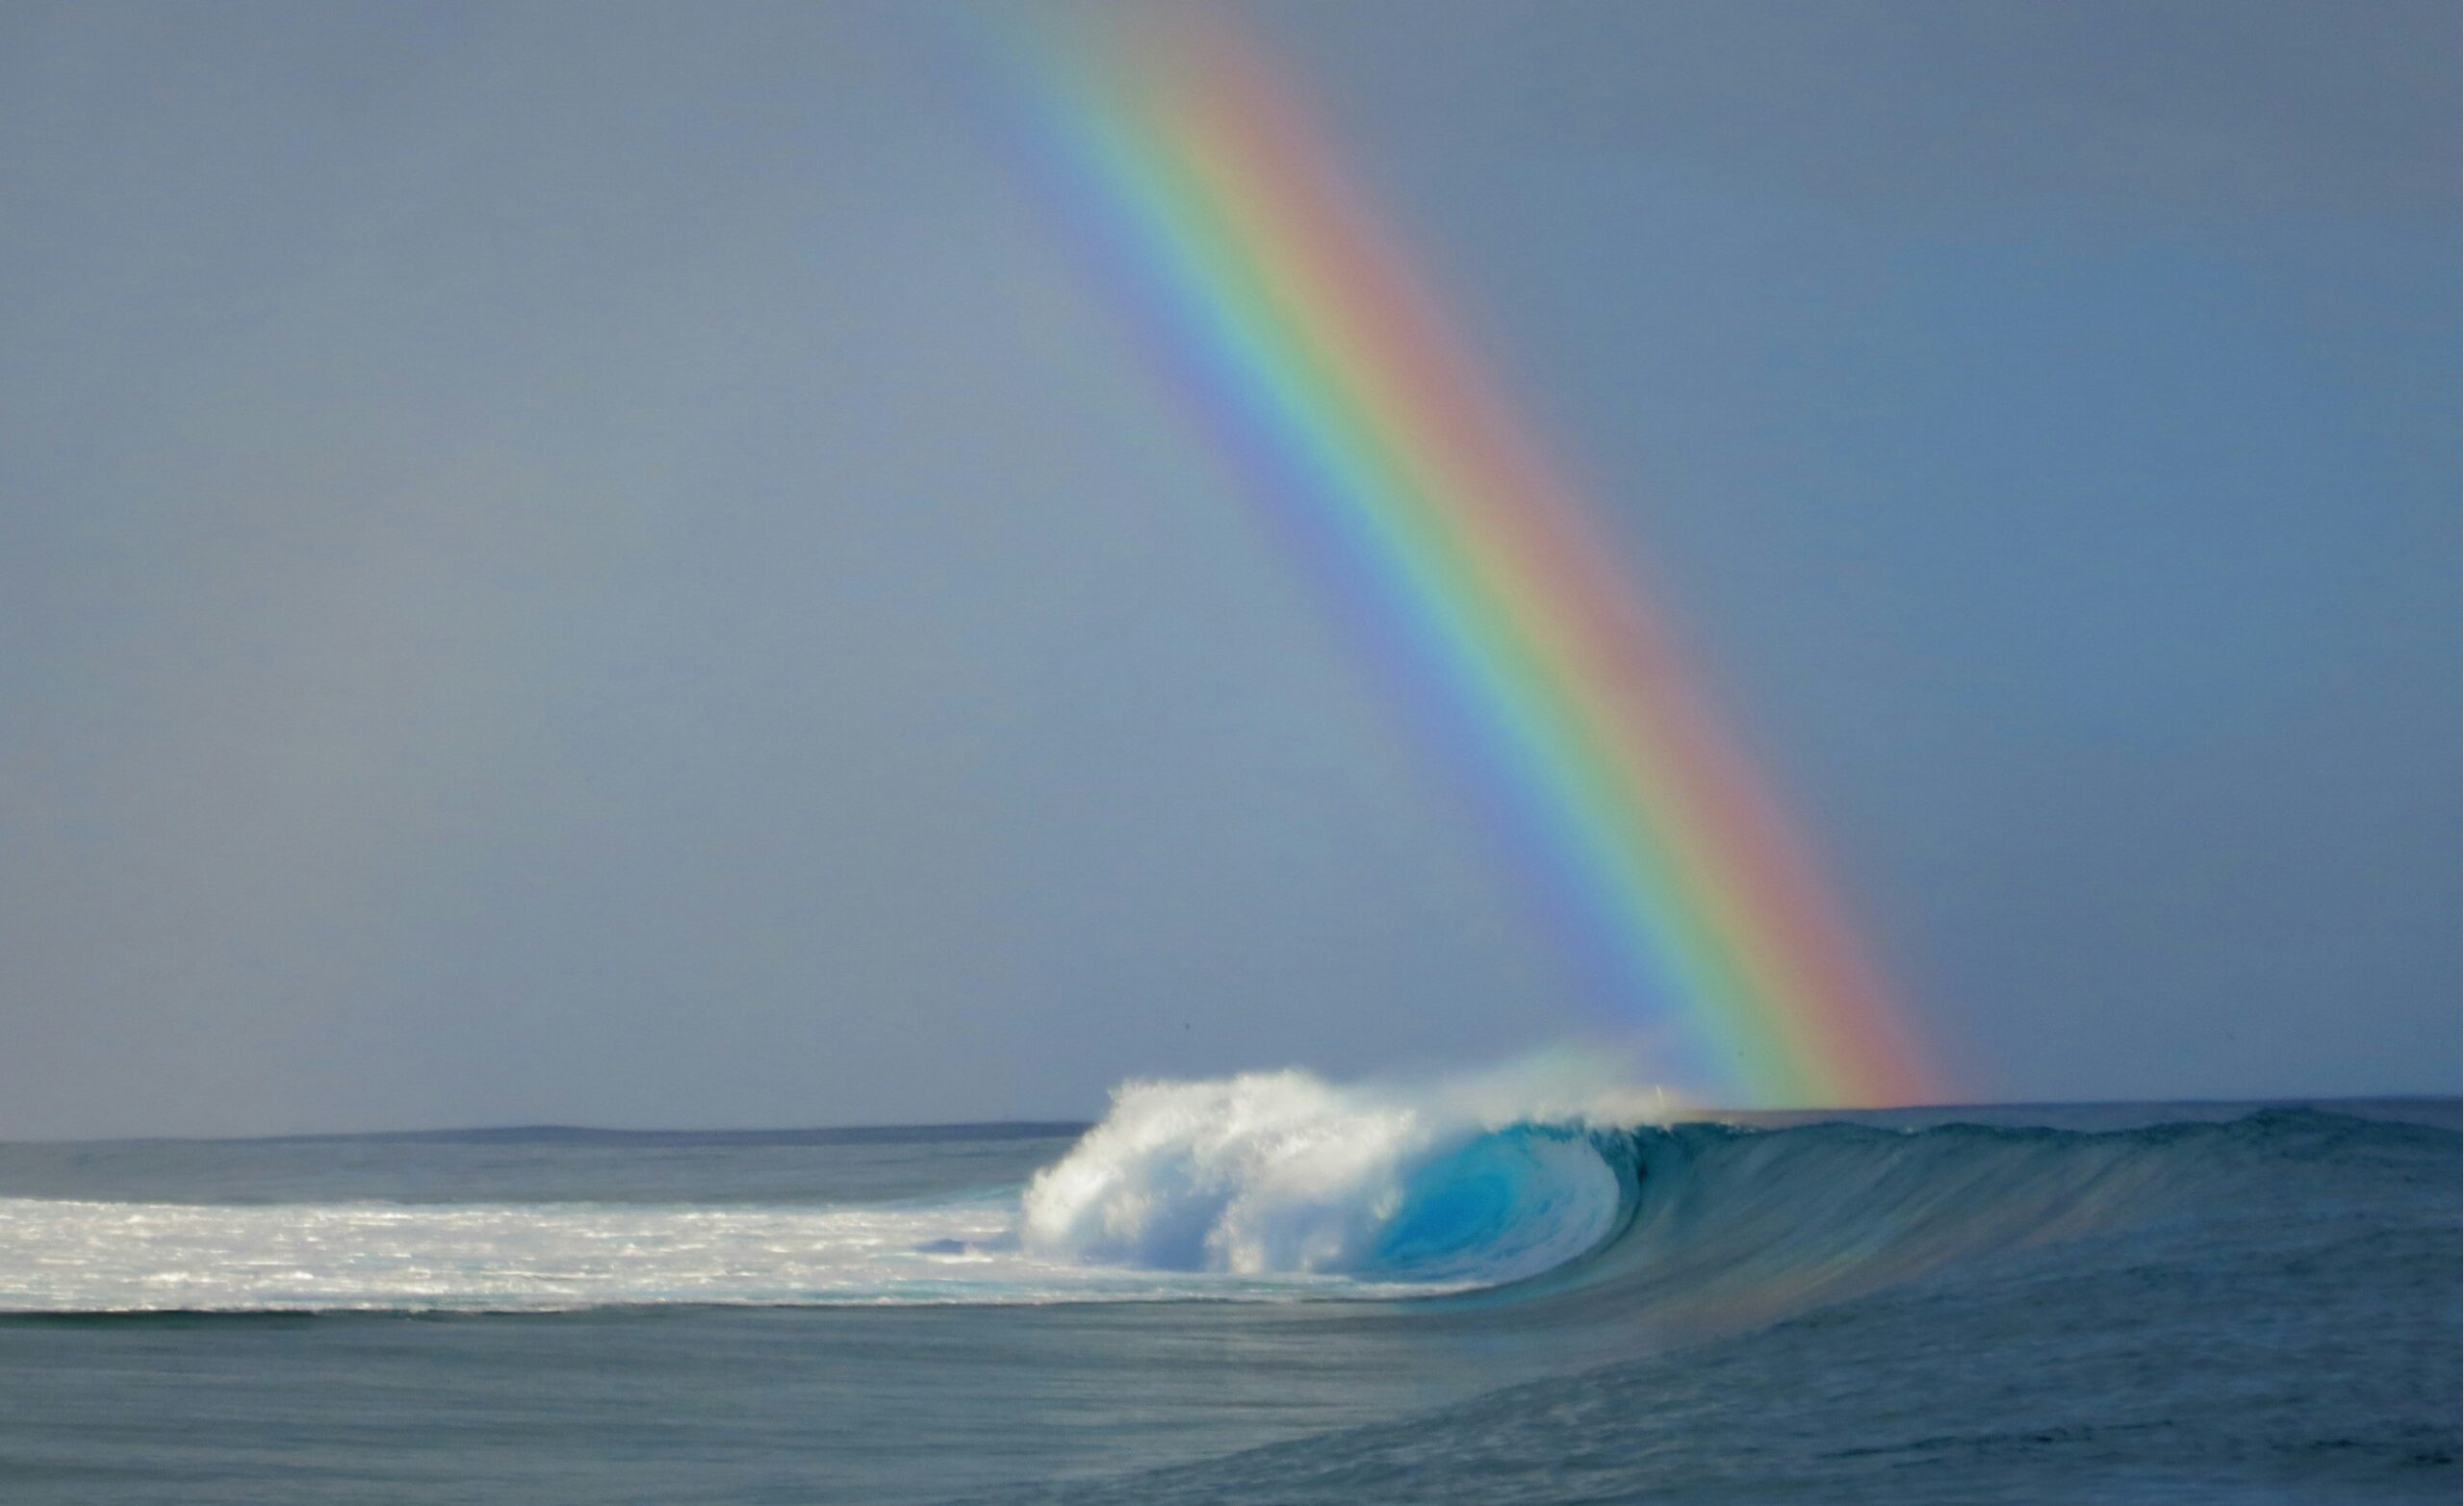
[1020,1062,1641,1282]
[0,1059,1662,1311]
[0,1191,1420,1312]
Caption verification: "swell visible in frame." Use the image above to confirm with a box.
[1475,1107,2461,1336]
[940,1109,2464,1506]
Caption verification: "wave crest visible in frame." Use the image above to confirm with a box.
[1018,1069,1637,1284]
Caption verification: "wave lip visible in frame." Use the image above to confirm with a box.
[1019,1070,1638,1287]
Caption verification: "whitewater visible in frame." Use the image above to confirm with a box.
[0,1068,1643,1311]
[1,1069,2455,1503]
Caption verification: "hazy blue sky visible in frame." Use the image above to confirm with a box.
[2,0,2453,1136]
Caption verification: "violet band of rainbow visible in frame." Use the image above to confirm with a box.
[985,9,1939,1108]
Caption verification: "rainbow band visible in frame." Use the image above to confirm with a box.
[993,12,1935,1107]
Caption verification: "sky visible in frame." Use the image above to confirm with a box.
[0,0,2454,1137]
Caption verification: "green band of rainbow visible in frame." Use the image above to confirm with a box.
[989,10,1938,1108]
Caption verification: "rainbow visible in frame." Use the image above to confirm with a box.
[985,10,1936,1108]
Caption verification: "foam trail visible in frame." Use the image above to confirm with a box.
[0,1191,1433,1313]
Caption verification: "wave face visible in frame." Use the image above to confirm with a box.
[963,1106,2462,1506]
[1019,1071,1637,1284]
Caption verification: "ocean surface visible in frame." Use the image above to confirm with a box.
[0,1074,2454,1504]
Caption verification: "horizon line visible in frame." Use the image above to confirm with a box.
[9,1092,2457,1148]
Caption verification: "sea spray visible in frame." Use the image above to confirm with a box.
[1019,1064,1645,1281]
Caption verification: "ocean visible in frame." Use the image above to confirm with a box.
[1,1076,2454,1504]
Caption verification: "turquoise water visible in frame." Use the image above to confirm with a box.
[0,1092,2453,1502]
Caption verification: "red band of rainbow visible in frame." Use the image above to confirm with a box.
[988,10,1938,1108]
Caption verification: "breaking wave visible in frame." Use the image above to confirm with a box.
[1,1064,2447,1316]
[1019,1069,1641,1284]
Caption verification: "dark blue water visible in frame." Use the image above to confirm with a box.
[1,1090,2453,1503]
